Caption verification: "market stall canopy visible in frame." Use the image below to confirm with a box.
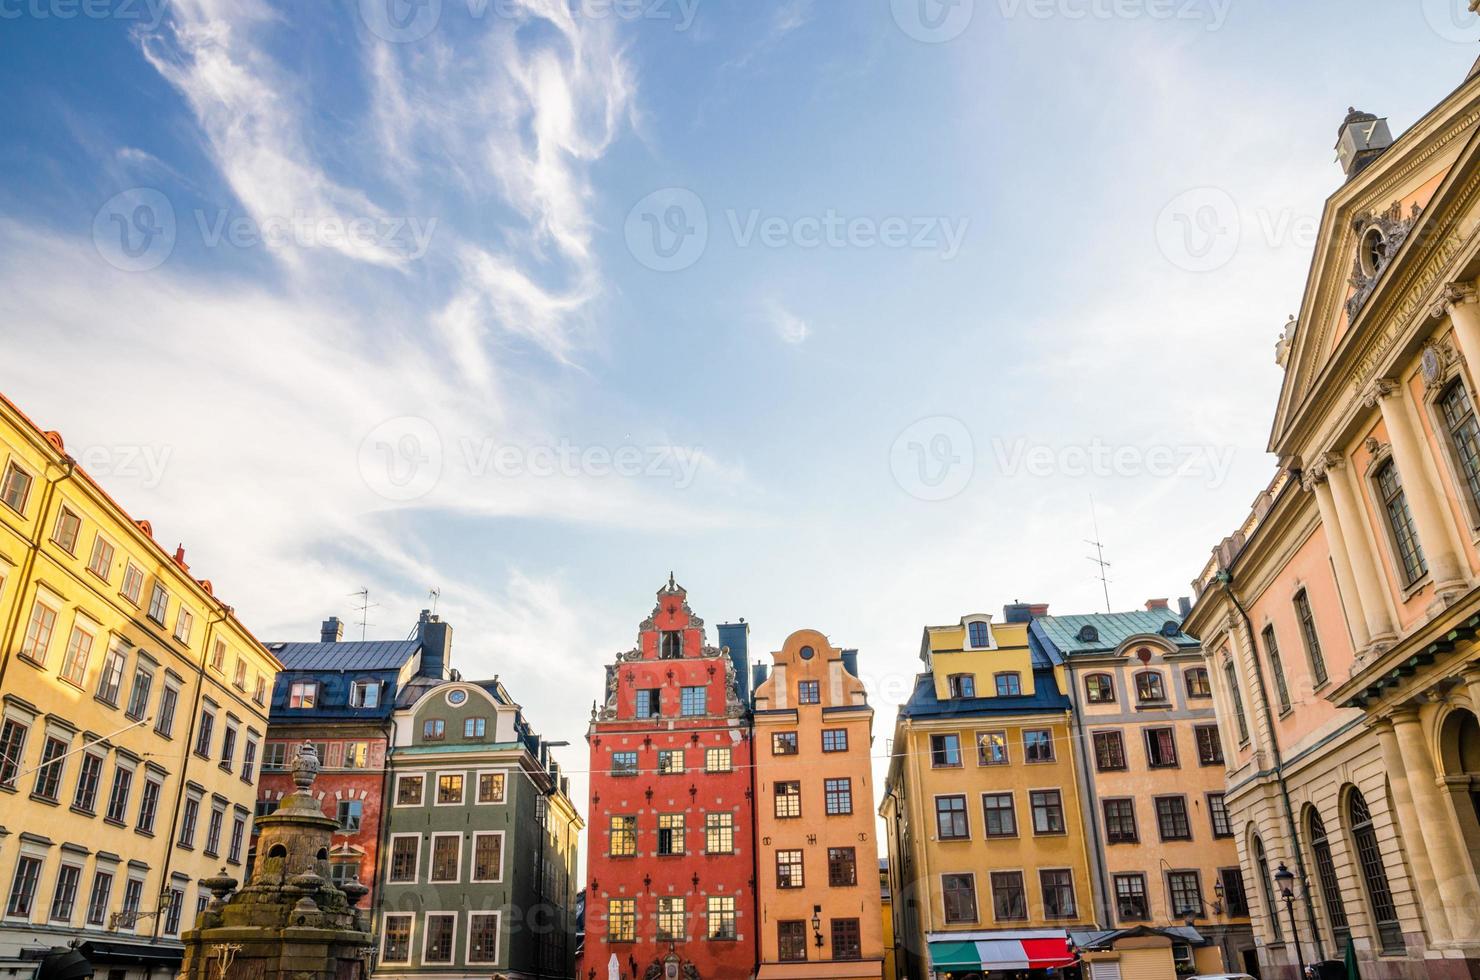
[928,930,1077,973]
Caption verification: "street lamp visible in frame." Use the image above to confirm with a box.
[1273,862,1306,980]
[812,905,824,950]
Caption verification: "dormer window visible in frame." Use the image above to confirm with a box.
[1077,625,1099,643]
[288,682,318,709]
[1160,621,1180,638]
[947,674,976,699]
[660,631,682,659]
[350,681,380,709]
[966,621,991,648]
[994,672,1022,697]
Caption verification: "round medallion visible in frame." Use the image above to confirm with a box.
[799,645,815,661]
[446,689,467,706]
[1422,345,1442,386]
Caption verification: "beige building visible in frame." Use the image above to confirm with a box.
[752,629,883,980]
[0,392,280,979]
[1185,59,1480,980]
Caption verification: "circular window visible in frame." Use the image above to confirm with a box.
[1359,226,1386,278]
[799,645,815,661]
[446,689,467,706]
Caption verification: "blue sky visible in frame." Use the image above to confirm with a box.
[3,0,1479,835]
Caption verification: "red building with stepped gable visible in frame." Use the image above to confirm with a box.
[581,577,755,980]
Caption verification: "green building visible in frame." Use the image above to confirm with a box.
[376,674,582,980]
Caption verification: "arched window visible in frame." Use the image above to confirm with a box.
[1084,673,1114,704]
[1252,835,1282,941]
[1184,667,1211,698]
[1347,789,1404,953]
[1307,807,1350,948]
[1374,459,1427,586]
[967,621,991,648]
[1134,671,1166,704]
[1439,379,1480,513]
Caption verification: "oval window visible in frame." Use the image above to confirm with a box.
[446,689,467,706]
[799,645,815,660]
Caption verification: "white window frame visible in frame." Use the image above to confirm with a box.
[86,533,116,581]
[421,911,457,965]
[1,458,36,516]
[433,770,466,807]
[466,910,501,965]
[474,768,508,805]
[173,607,194,645]
[427,833,462,884]
[120,561,144,606]
[380,912,415,964]
[147,583,169,625]
[50,505,82,554]
[393,772,427,807]
[470,831,505,883]
[386,833,422,885]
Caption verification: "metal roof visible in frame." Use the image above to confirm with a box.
[1034,609,1197,657]
[898,666,1070,719]
[266,639,422,671]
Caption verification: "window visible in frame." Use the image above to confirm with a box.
[1093,730,1126,771]
[657,897,685,941]
[49,865,81,922]
[1225,661,1249,742]
[1084,673,1114,703]
[1115,873,1149,921]
[1293,590,1328,687]
[930,733,961,767]
[85,871,112,926]
[708,896,736,940]
[87,536,114,580]
[422,719,445,741]
[977,730,1008,765]
[1040,869,1076,918]
[1031,790,1065,835]
[288,682,317,709]
[34,735,68,800]
[1376,459,1427,585]
[436,773,464,805]
[396,774,424,805]
[119,878,143,929]
[163,887,184,934]
[680,686,706,716]
[382,914,413,963]
[19,599,58,666]
[389,837,420,882]
[1023,728,1054,762]
[611,751,638,776]
[0,719,25,788]
[798,680,820,704]
[6,855,42,918]
[936,795,969,839]
[147,584,169,625]
[173,607,193,645]
[1168,871,1202,918]
[831,918,862,960]
[477,771,505,803]
[995,672,1022,696]
[348,679,379,708]
[658,749,685,775]
[51,507,82,553]
[58,624,95,687]
[659,630,682,658]
[96,643,126,705]
[774,781,801,819]
[241,739,258,782]
[423,913,455,964]
[705,812,734,853]
[657,814,685,855]
[1220,867,1249,917]
[967,620,991,647]
[104,766,133,823]
[228,814,246,863]
[468,912,500,963]
[772,731,799,755]
[255,799,279,818]
[1253,836,1282,940]
[1,461,34,514]
[429,835,461,882]
[1182,667,1211,699]
[828,846,857,886]
[155,682,179,737]
[822,728,848,752]
[253,674,266,706]
[121,562,144,604]
[610,815,637,857]
[463,717,486,738]
[178,796,200,847]
[72,753,103,812]
[1145,727,1178,768]
[1155,796,1192,841]
[1103,799,1138,843]
[778,921,808,962]
[194,707,215,757]
[705,747,731,772]
[990,871,1027,921]
[1195,725,1224,765]
[636,689,661,717]
[1208,793,1233,838]
[824,777,853,815]
[948,673,976,698]
[220,723,237,770]
[1308,809,1350,948]
[1349,789,1404,953]
[204,804,225,855]
[336,800,363,832]
[136,778,161,833]
[1135,670,1166,702]
[1441,379,1480,513]
[608,899,636,942]
[776,850,804,888]
[981,793,1017,837]
[1261,626,1292,712]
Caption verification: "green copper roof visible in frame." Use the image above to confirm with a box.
[1035,609,1197,657]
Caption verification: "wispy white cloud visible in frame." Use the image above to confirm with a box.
[766,301,811,345]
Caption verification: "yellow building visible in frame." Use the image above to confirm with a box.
[879,859,896,980]
[880,606,1095,980]
[753,629,883,980]
[0,392,280,980]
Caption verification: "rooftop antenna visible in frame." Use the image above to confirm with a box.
[350,587,378,641]
[1085,496,1113,614]
[427,587,441,617]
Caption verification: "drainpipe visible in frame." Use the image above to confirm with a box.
[1065,666,1112,928]
[1218,570,1325,963]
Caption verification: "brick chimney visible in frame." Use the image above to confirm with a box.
[1146,598,1170,611]
[320,616,344,643]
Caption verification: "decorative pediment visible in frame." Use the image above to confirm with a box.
[1345,201,1422,321]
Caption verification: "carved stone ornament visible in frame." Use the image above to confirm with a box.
[1362,377,1399,409]
[1429,281,1477,320]
[1364,436,1387,457]
[1347,201,1422,321]
[1420,339,1456,389]
[1275,315,1297,368]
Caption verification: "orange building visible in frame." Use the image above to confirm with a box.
[752,630,883,980]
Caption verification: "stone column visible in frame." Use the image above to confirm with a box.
[1434,282,1480,383]
[1303,465,1371,652]
[1322,453,1398,645]
[1368,379,1469,594]
[1369,715,1449,944]
[1390,706,1480,939]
